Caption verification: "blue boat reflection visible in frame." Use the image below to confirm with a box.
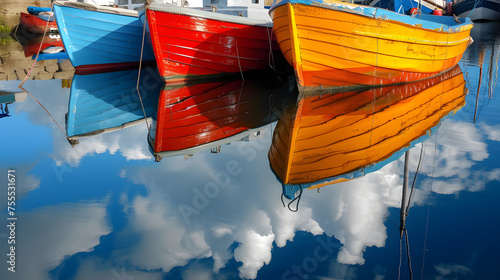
[66,67,162,145]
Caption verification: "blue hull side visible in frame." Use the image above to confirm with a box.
[67,68,161,138]
[53,4,155,71]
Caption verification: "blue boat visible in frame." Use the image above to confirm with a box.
[66,67,162,142]
[452,0,500,21]
[53,1,155,74]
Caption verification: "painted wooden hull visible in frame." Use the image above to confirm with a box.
[144,2,284,82]
[19,12,58,34]
[67,67,162,140]
[269,0,473,90]
[53,1,155,74]
[453,0,500,21]
[268,65,466,198]
[149,72,296,161]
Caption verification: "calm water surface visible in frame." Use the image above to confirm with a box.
[1,22,499,280]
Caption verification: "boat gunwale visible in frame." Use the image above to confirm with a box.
[53,0,139,17]
[147,2,273,28]
[269,0,473,33]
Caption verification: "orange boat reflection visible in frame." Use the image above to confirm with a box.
[268,65,467,199]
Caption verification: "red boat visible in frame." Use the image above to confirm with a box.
[148,72,295,161]
[19,12,58,34]
[143,2,285,82]
[21,34,64,57]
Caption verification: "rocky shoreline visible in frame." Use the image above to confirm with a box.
[0,0,74,81]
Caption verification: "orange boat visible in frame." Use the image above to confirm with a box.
[269,0,473,91]
[268,65,467,199]
[19,12,58,34]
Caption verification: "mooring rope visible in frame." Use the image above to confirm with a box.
[466,0,481,18]
[281,184,303,212]
[136,8,151,131]
[235,36,245,81]
[405,142,426,215]
[420,131,439,280]
[16,3,70,142]
[19,2,55,87]
[19,85,70,141]
[265,23,276,70]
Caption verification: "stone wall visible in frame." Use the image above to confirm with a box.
[0,38,74,81]
[0,0,74,81]
[1,0,52,29]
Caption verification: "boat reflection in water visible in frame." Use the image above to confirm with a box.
[269,65,468,200]
[148,72,297,161]
[66,67,162,145]
[1,90,27,119]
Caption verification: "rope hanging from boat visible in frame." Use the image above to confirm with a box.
[466,0,481,18]
[16,2,72,144]
[398,228,414,280]
[281,184,303,212]
[235,80,245,117]
[235,36,245,81]
[420,130,439,280]
[267,90,276,124]
[136,8,151,131]
[18,2,55,87]
[264,23,276,70]
[405,142,426,215]
[19,85,71,142]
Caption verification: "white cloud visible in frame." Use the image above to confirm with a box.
[434,263,473,280]
[10,82,498,280]
[13,79,153,167]
[0,202,110,280]
[114,195,212,272]
[325,262,358,280]
[0,166,40,210]
[50,123,152,167]
[233,229,275,279]
[182,266,214,280]
[73,257,163,280]
[409,120,488,181]
[110,116,499,279]
[480,123,500,141]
